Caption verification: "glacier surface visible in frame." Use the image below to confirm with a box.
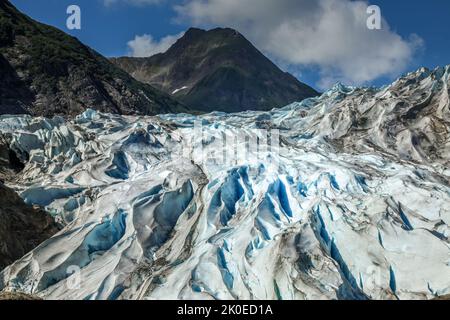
[0,66,449,300]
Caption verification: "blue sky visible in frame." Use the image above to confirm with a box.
[10,0,450,90]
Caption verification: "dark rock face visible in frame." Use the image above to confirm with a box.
[0,134,24,181]
[0,135,60,271]
[0,1,186,117]
[0,183,61,270]
[112,28,318,113]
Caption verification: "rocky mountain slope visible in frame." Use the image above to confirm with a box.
[0,133,60,271]
[0,183,60,271]
[112,28,318,113]
[0,65,448,300]
[0,1,186,117]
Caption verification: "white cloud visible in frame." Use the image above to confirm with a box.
[174,0,424,89]
[127,32,184,57]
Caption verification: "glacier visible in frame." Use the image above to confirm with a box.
[0,66,449,300]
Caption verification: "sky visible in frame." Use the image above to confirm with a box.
[10,0,450,91]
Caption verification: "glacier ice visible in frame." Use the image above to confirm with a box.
[0,66,449,300]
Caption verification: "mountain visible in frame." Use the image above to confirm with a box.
[112,27,318,113]
[0,1,186,117]
[0,65,448,300]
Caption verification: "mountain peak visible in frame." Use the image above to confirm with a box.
[184,27,241,36]
[167,26,247,58]
[183,27,206,36]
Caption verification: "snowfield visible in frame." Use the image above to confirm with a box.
[0,66,449,300]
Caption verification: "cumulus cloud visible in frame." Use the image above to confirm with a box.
[127,32,184,57]
[174,0,424,89]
